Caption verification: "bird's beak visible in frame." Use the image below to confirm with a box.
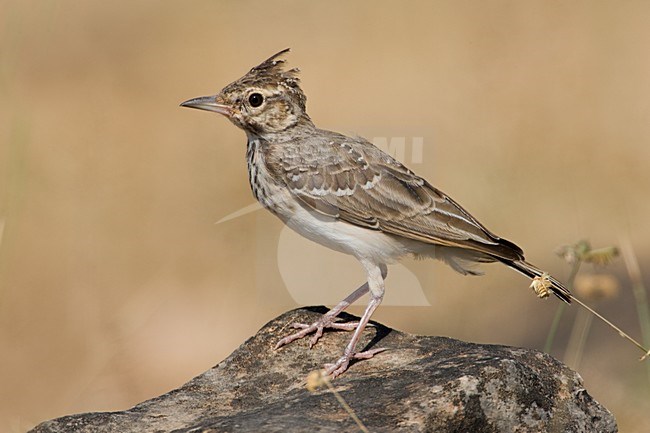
[180,95,233,117]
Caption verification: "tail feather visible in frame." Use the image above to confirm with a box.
[504,260,572,304]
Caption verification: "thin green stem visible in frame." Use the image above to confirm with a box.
[544,260,582,353]
[619,237,650,384]
[544,304,566,353]
[565,307,593,369]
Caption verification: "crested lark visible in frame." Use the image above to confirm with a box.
[181,49,571,378]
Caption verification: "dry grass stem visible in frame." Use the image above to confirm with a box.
[618,237,650,368]
[569,295,650,358]
[306,370,369,433]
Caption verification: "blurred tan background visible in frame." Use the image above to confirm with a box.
[1,1,650,431]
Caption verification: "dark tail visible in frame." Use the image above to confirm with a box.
[503,260,572,304]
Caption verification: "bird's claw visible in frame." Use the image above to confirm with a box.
[324,348,387,378]
[274,319,360,350]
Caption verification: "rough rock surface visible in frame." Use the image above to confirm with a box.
[31,307,617,433]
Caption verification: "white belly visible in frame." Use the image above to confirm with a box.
[247,137,419,265]
[278,202,414,264]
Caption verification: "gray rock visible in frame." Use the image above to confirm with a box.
[30,307,617,433]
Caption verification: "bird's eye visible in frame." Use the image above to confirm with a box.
[248,93,264,107]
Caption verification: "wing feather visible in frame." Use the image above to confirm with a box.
[265,134,524,261]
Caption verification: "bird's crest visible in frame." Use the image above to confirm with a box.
[235,48,305,109]
[238,48,299,85]
[250,48,296,75]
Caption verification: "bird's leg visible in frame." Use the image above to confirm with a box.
[324,291,385,378]
[274,282,369,350]
[325,262,387,378]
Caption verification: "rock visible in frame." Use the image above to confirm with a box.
[30,307,617,433]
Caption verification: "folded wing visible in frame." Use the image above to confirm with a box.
[266,135,525,262]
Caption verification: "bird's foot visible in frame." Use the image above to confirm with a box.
[274,317,360,350]
[324,348,387,378]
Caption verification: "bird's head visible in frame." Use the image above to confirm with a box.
[181,49,310,137]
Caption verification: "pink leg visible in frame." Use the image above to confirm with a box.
[274,282,370,350]
[276,261,388,377]
[324,290,385,378]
